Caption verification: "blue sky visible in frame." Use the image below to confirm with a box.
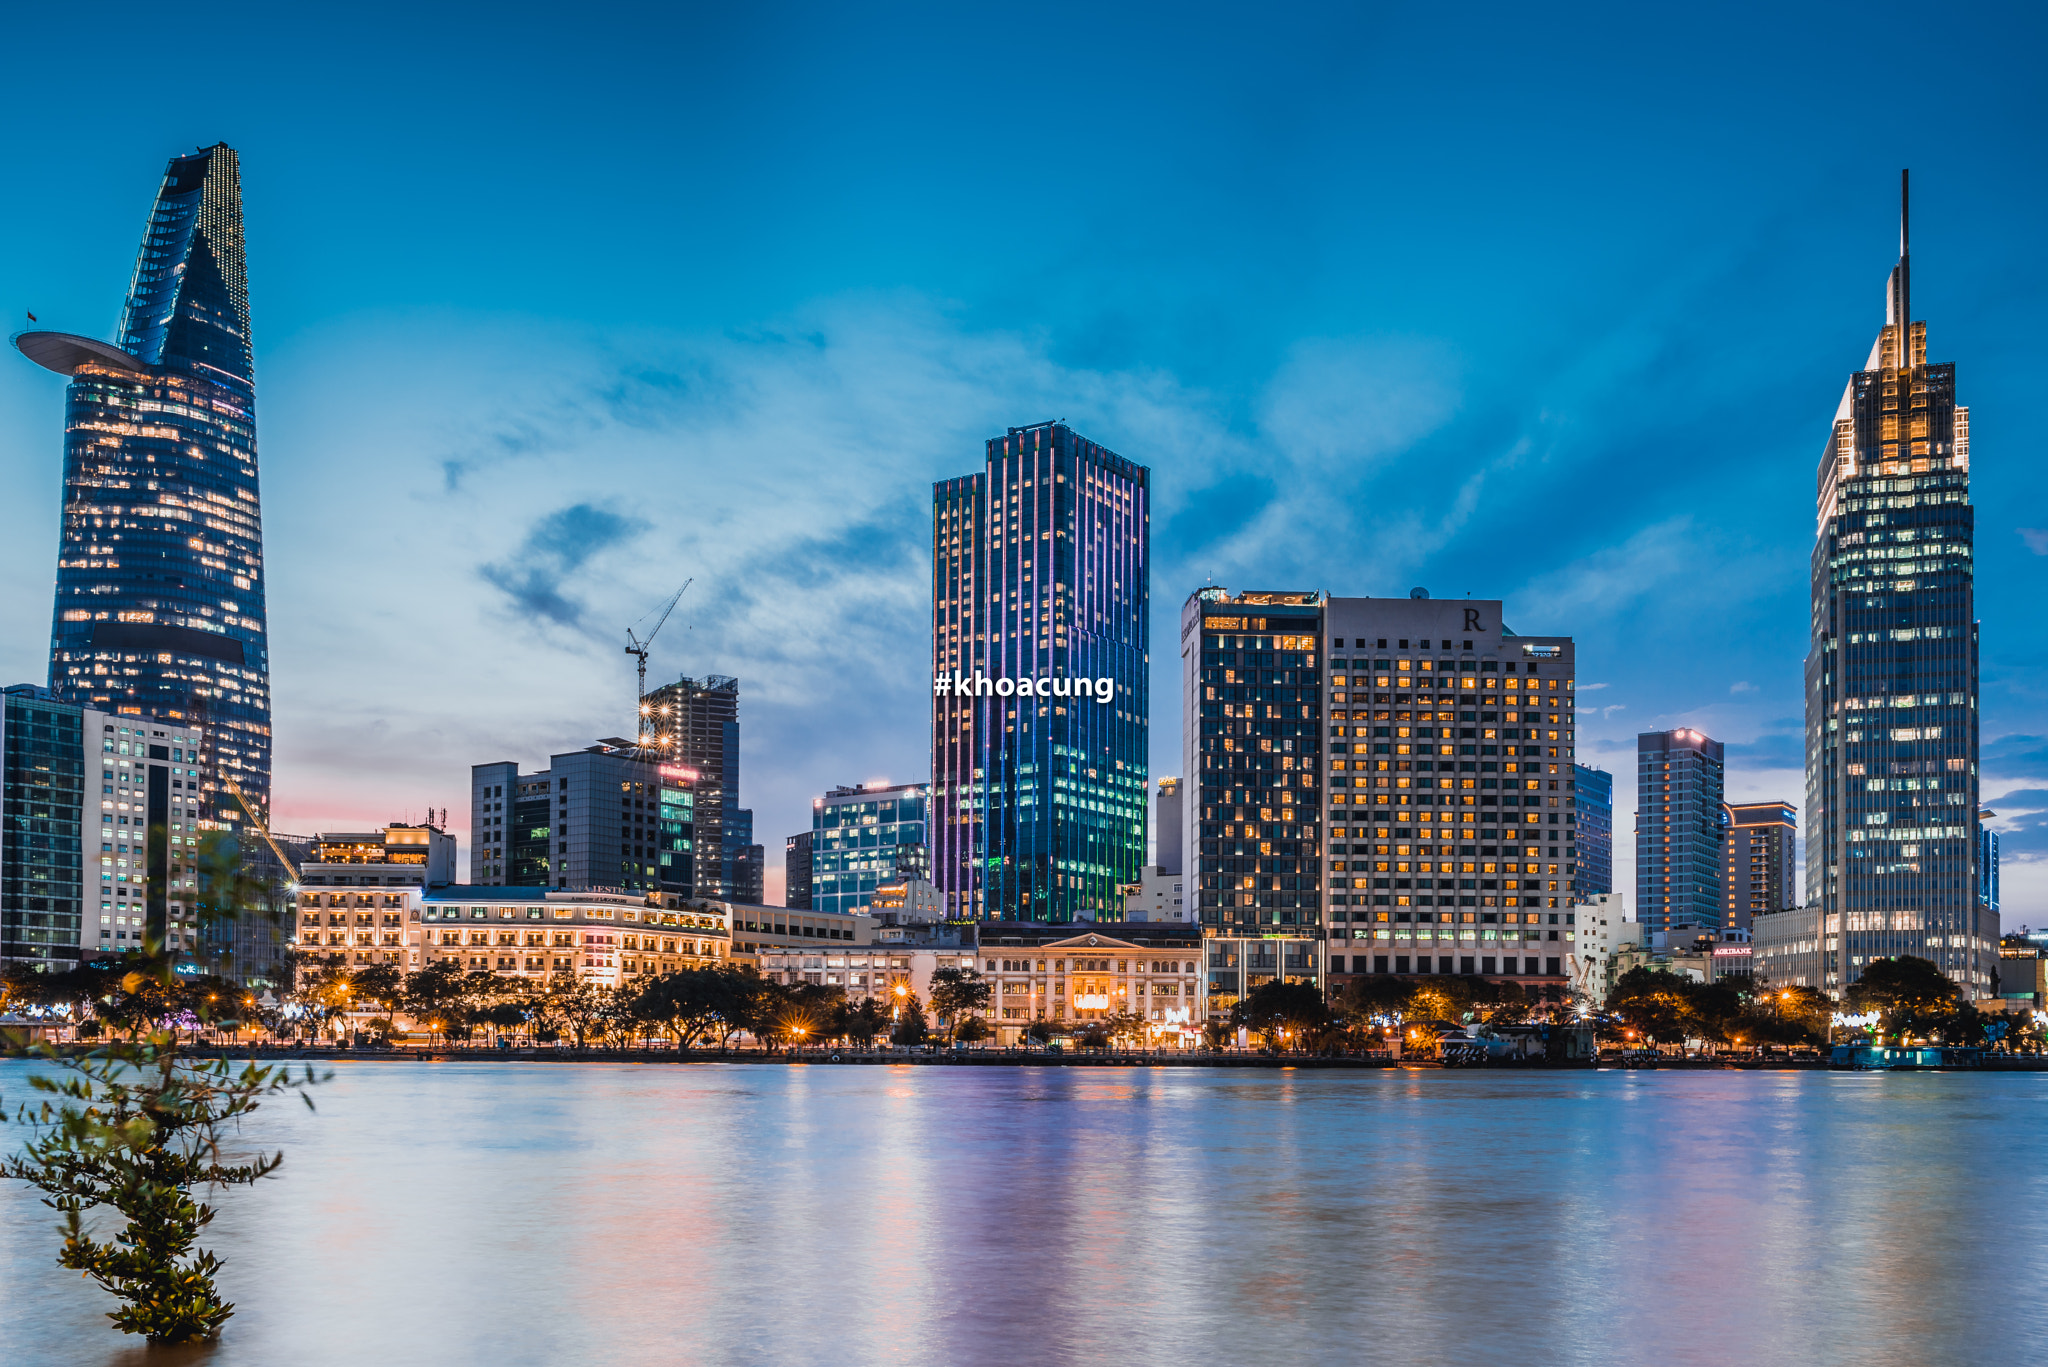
[2,2,2044,915]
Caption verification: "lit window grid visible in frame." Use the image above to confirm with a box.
[1805,336,1988,993]
[930,425,1149,923]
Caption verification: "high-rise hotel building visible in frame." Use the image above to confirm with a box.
[13,145,273,827]
[1721,801,1797,933]
[1799,173,1997,998]
[931,422,1149,921]
[1184,590,1579,1009]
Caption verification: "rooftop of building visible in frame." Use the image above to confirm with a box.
[821,780,927,801]
[974,921,1202,947]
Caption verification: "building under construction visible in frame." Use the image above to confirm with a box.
[641,674,762,903]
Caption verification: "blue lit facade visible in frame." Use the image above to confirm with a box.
[1572,764,1613,896]
[811,782,927,916]
[931,423,1149,921]
[1978,824,1999,912]
[16,145,271,825]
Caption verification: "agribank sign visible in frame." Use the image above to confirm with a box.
[934,671,1116,703]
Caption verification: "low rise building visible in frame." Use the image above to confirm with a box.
[869,876,943,925]
[980,927,1201,1043]
[1751,902,1998,1003]
[299,825,457,893]
[723,901,875,958]
[293,825,456,973]
[753,922,1204,1044]
[1121,866,1188,922]
[757,940,976,1014]
[1611,935,1710,987]
[1708,927,1755,984]
[294,886,424,970]
[415,886,729,988]
[1569,893,1641,1003]
[1995,942,2044,1012]
[1752,905,1826,991]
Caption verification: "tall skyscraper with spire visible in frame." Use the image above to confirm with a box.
[13,144,272,828]
[1802,171,1996,998]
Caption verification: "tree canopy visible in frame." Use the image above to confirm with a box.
[1845,955,1974,1043]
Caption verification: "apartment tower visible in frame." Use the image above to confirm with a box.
[1636,729,1725,941]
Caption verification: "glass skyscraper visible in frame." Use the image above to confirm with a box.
[1572,764,1613,896]
[14,144,272,826]
[2,687,90,965]
[931,422,1149,921]
[810,782,928,916]
[1804,172,1996,997]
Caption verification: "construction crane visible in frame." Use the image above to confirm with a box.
[625,578,692,746]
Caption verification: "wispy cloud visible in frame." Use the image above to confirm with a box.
[480,503,650,633]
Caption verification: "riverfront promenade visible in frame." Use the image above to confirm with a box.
[146,1044,2048,1071]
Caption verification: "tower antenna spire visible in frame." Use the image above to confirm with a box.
[1899,167,1910,343]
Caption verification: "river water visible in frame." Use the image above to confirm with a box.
[2,1061,2044,1366]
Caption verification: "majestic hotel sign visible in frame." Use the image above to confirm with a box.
[934,672,1117,703]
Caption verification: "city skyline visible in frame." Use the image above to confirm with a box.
[1,11,2044,921]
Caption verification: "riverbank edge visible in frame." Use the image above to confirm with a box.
[43,1048,2045,1071]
